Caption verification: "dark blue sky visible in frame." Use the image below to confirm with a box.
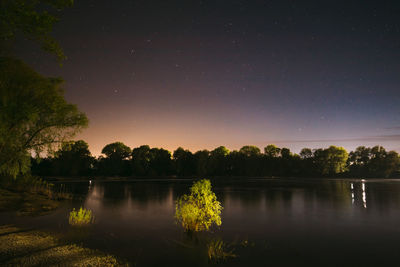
[23,0,400,155]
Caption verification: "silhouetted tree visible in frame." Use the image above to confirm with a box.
[280,148,291,159]
[264,144,281,157]
[348,146,371,176]
[194,150,210,176]
[131,145,151,176]
[300,148,313,159]
[28,140,400,179]
[148,148,174,176]
[99,142,131,176]
[348,146,400,177]
[173,147,195,176]
[53,140,94,176]
[208,146,230,176]
[239,145,261,157]
[238,146,263,176]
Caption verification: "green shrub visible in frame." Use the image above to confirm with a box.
[175,179,222,232]
[69,207,93,226]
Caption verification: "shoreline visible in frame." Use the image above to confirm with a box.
[43,176,400,183]
[0,188,61,216]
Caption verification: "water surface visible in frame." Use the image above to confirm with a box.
[1,178,400,266]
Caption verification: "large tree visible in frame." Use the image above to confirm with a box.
[52,140,94,176]
[0,58,88,178]
[313,146,348,175]
[131,145,152,176]
[173,147,195,176]
[208,146,229,176]
[239,145,261,157]
[99,142,132,176]
[264,144,281,157]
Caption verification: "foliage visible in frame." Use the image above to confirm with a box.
[173,147,196,176]
[0,0,73,62]
[194,150,210,176]
[98,142,132,176]
[54,140,94,176]
[69,207,93,226]
[207,239,236,263]
[131,145,173,176]
[32,143,400,178]
[348,146,400,177]
[175,179,222,232]
[0,57,88,178]
[264,144,281,157]
[148,148,174,176]
[314,146,348,175]
[101,142,132,159]
[131,145,152,176]
[299,148,313,159]
[239,145,261,157]
[208,146,229,175]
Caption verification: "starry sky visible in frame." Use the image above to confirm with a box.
[20,0,400,155]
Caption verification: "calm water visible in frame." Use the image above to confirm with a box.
[2,178,400,266]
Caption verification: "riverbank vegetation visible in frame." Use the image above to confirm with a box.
[32,142,400,178]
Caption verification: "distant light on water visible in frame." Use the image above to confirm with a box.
[350,183,354,204]
[362,181,367,209]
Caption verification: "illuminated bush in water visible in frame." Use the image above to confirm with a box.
[175,179,222,232]
[69,207,93,226]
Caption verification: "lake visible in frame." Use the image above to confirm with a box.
[1,178,400,266]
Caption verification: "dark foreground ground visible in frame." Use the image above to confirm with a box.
[0,188,127,266]
[0,225,126,266]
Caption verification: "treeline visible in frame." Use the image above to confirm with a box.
[31,141,400,178]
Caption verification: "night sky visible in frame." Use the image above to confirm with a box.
[20,0,400,155]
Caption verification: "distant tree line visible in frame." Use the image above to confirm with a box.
[31,141,400,178]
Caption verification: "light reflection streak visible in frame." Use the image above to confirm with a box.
[350,183,354,205]
[350,181,367,208]
[362,181,367,209]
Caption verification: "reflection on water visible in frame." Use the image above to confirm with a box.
[362,180,367,208]
[2,178,400,266]
[350,180,368,209]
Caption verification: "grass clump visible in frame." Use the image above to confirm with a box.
[175,179,222,232]
[207,239,236,263]
[69,207,93,226]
